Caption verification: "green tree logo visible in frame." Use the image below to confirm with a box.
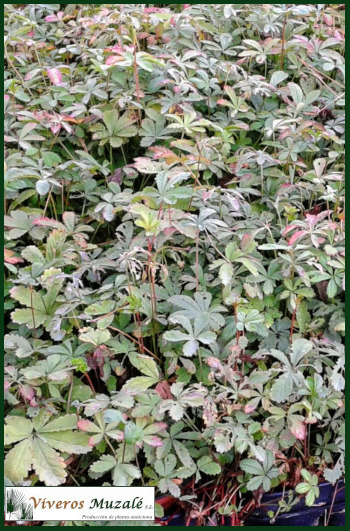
[6,489,33,521]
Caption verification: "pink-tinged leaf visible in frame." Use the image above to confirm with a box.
[4,248,24,264]
[144,7,165,13]
[105,55,125,65]
[50,123,61,135]
[77,419,96,432]
[25,70,39,81]
[202,190,214,202]
[323,14,333,26]
[88,435,99,447]
[33,217,66,230]
[4,381,11,392]
[183,4,191,9]
[163,227,176,236]
[158,79,172,85]
[282,224,296,236]
[290,422,306,440]
[47,68,63,85]
[152,423,168,432]
[4,94,10,101]
[293,35,309,44]
[288,230,307,246]
[19,384,35,402]
[145,436,163,447]
[206,356,222,370]
[150,146,175,160]
[244,403,257,414]
[305,416,318,425]
[155,381,172,399]
[105,45,124,53]
[45,11,64,22]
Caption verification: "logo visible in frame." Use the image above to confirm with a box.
[6,489,34,521]
[5,487,155,522]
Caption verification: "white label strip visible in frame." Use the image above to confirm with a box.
[5,486,155,521]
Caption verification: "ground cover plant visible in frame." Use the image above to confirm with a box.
[4,3,345,527]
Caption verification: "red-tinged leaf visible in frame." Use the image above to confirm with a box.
[47,68,63,85]
[244,403,257,414]
[288,230,308,246]
[282,224,296,236]
[324,14,333,26]
[77,419,96,432]
[4,248,24,264]
[105,55,125,65]
[144,7,165,13]
[145,436,163,447]
[290,422,306,440]
[88,436,98,447]
[155,380,172,399]
[163,227,176,236]
[50,123,61,134]
[33,217,66,230]
[19,384,36,402]
[45,12,64,22]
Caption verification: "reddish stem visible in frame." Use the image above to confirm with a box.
[83,372,96,394]
[290,303,298,341]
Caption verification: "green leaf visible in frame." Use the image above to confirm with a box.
[5,416,33,444]
[164,330,191,342]
[112,463,141,486]
[197,455,221,475]
[129,353,160,379]
[79,328,111,346]
[4,334,32,358]
[246,476,263,490]
[240,458,264,476]
[290,339,313,366]
[33,437,67,486]
[305,489,317,506]
[4,439,34,482]
[270,373,293,403]
[122,376,159,391]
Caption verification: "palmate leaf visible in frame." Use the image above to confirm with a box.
[4,438,34,483]
[270,373,294,403]
[10,271,64,338]
[197,455,221,475]
[79,328,111,346]
[4,417,33,444]
[169,292,226,331]
[241,451,280,492]
[164,314,217,357]
[122,375,160,392]
[128,353,160,379]
[93,110,138,147]
[4,211,45,240]
[89,455,141,486]
[32,438,66,486]
[4,413,90,485]
[139,110,171,147]
[20,354,71,382]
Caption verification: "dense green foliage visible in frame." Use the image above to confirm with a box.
[4,3,344,526]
